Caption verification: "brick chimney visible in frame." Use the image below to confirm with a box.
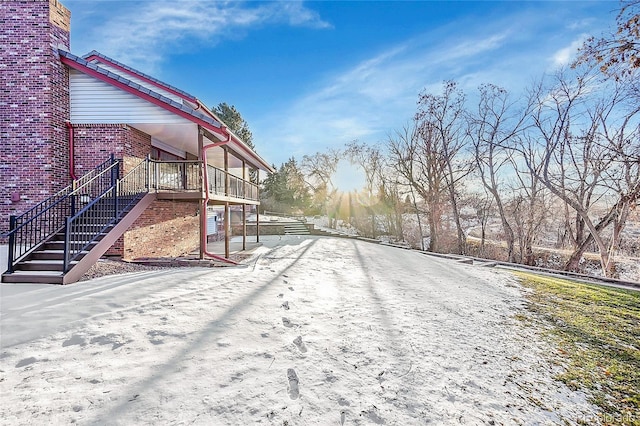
[0,0,71,233]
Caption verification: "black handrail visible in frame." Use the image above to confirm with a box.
[5,156,260,275]
[63,158,149,271]
[5,156,118,273]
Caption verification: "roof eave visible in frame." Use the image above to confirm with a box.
[61,49,274,173]
[197,100,275,173]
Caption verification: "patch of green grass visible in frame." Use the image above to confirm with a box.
[515,272,640,426]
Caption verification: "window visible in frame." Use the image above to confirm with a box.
[151,147,183,161]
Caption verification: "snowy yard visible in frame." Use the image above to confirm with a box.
[0,236,599,425]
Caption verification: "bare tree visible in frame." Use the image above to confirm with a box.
[521,70,640,276]
[507,161,552,266]
[469,84,530,262]
[386,123,448,252]
[596,88,640,274]
[345,141,385,238]
[466,191,494,257]
[301,150,340,217]
[415,81,472,254]
[377,163,408,242]
[574,1,640,80]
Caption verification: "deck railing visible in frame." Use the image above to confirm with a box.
[151,160,201,191]
[206,164,259,201]
[5,156,118,273]
[63,159,150,271]
[148,160,257,201]
[5,156,260,273]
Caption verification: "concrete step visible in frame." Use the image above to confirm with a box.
[283,223,310,235]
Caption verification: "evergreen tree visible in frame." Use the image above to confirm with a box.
[212,102,255,150]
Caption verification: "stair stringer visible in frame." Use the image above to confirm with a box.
[62,193,156,284]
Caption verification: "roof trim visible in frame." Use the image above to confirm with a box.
[83,50,198,104]
[60,50,275,172]
[61,50,225,137]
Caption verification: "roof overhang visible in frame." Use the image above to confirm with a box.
[60,50,275,173]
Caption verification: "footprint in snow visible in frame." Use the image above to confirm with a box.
[287,368,300,399]
[15,357,38,368]
[293,336,307,353]
[282,317,293,327]
[62,334,86,347]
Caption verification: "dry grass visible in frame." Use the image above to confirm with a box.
[516,272,640,425]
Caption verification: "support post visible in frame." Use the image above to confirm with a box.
[242,160,247,250]
[7,215,16,273]
[224,147,229,196]
[242,204,247,250]
[225,202,230,259]
[256,169,260,243]
[198,127,205,260]
[224,147,230,258]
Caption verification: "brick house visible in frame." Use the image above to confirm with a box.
[1,0,274,284]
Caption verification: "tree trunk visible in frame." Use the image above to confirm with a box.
[448,186,466,254]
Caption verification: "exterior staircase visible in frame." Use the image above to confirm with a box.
[2,157,153,284]
[283,221,310,235]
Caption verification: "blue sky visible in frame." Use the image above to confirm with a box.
[64,0,619,172]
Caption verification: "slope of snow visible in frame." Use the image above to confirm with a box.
[0,236,598,425]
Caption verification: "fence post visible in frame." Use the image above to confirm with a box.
[7,216,16,273]
[63,216,71,272]
[146,155,151,191]
[113,158,119,218]
[155,161,159,191]
[71,178,77,216]
[70,194,76,217]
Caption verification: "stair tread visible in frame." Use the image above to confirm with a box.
[3,270,64,276]
[4,191,150,284]
[35,249,90,254]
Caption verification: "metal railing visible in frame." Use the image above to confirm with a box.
[5,156,118,273]
[63,159,149,271]
[263,210,307,222]
[5,156,260,274]
[151,160,201,191]
[207,164,226,196]
[206,164,259,201]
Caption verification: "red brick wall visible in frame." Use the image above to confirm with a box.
[71,124,199,260]
[118,200,200,260]
[71,123,151,256]
[0,0,71,234]
[72,124,151,176]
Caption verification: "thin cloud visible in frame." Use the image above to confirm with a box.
[262,30,512,154]
[567,18,595,31]
[255,7,597,166]
[72,0,330,72]
[552,36,588,67]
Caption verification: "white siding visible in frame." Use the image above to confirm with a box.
[89,62,185,104]
[69,70,192,125]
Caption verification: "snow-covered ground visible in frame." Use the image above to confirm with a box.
[0,236,599,425]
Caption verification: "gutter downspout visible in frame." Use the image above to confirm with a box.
[67,122,78,181]
[201,130,238,265]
